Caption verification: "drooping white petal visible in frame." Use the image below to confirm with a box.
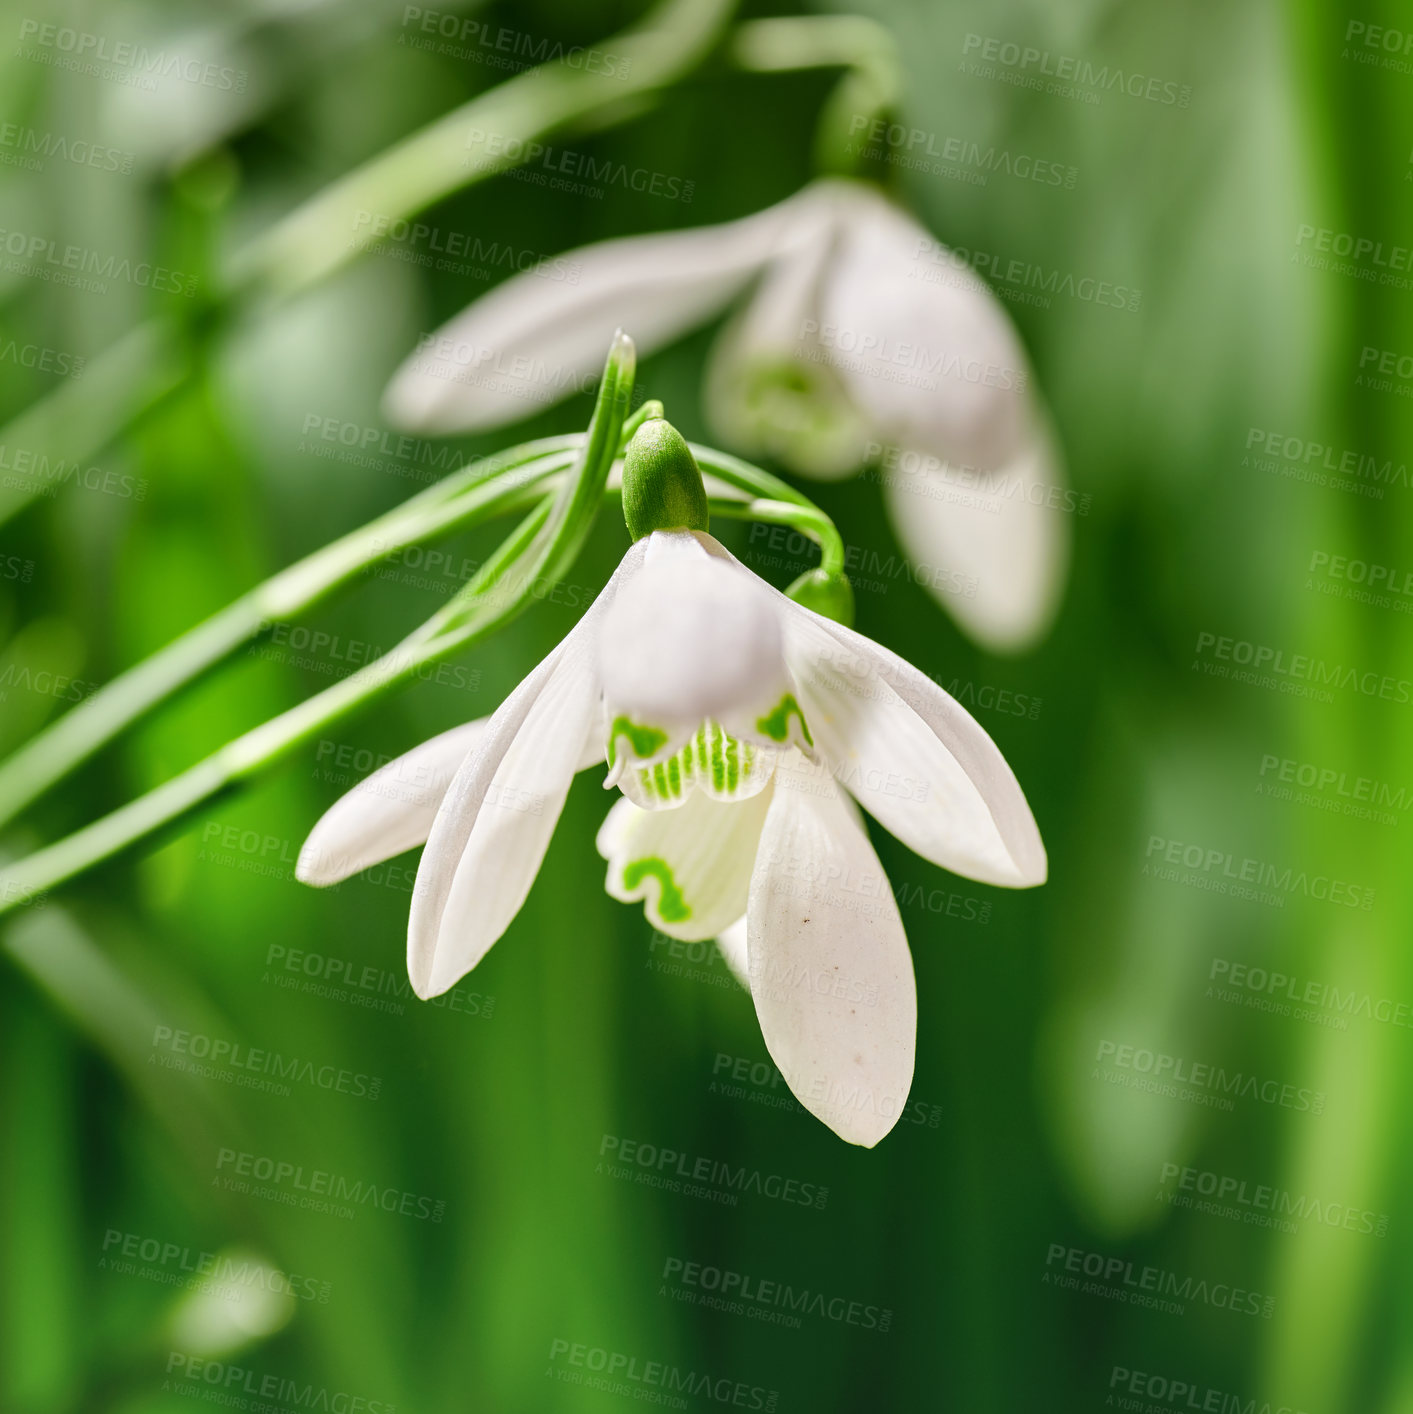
[881,417,1068,653]
[596,785,772,942]
[409,649,592,998]
[746,765,916,1147]
[780,602,1047,888]
[692,538,1045,886]
[714,918,751,990]
[809,183,1067,649]
[408,542,646,997]
[296,720,488,886]
[383,203,805,434]
[818,184,1036,474]
[599,530,790,754]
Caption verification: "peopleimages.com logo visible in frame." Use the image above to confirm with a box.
[1094,1039,1325,1114]
[213,1148,447,1222]
[959,33,1192,106]
[546,1339,778,1411]
[164,1354,391,1411]
[597,1134,828,1209]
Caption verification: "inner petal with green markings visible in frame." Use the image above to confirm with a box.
[597,779,776,941]
[614,720,780,811]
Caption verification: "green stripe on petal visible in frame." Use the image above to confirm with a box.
[607,715,668,769]
[597,786,774,942]
[621,720,776,810]
[756,692,812,747]
[622,856,691,923]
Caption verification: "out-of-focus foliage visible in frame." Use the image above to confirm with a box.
[1,0,1409,1410]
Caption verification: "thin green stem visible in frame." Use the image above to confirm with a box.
[0,419,833,837]
[0,501,554,917]
[230,0,736,299]
[0,440,579,832]
[534,332,635,588]
[690,443,815,508]
[706,495,847,578]
[730,15,902,176]
[0,337,636,917]
[621,401,665,442]
[0,400,660,828]
[0,0,736,529]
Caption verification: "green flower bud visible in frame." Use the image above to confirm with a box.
[786,568,855,627]
[622,416,710,540]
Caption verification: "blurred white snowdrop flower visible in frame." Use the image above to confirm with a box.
[384,179,1067,652]
[165,1248,296,1357]
[299,419,1045,1146]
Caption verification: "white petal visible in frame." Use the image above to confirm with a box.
[820,185,1035,473]
[599,530,788,746]
[781,604,1046,888]
[714,918,750,990]
[818,187,1069,650]
[296,720,487,886]
[408,542,646,997]
[882,417,1068,653]
[693,537,1045,887]
[596,786,772,942]
[746,769,915,1147]
[383,204,799,434]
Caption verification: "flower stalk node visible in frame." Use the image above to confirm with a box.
[786,568,856,627]
[621,416,711,540]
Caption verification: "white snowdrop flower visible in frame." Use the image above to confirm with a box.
[298,419,1046,1146]
[384,179,1067,652]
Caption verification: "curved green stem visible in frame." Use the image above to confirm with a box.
[707,495,847,578]
[532,332,635,591]
[230,0,736,299]
[0,349,869,915]
[0,440,579,832]
[0,501,553,917]
[0,338,635,917]
[621,400,665,442]
[0,387,657,831]
[0,0,736,529]
[690,443,815,508]
[730,15,902,176]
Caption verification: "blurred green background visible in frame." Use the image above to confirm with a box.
[1,0,1409,1409]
